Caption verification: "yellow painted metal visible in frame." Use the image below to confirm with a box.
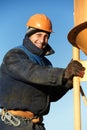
[68,22,87,55]
[72,47,81,130]
[73,0,87,130]
[74,0,87,25]
[76,28,87,55]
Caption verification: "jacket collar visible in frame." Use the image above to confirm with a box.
[23,35,55,57]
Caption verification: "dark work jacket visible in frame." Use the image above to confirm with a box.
[0,35,72,116]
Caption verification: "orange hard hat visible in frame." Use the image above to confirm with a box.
[26,14,52,33]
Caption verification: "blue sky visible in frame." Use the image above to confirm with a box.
[0,0,87,130]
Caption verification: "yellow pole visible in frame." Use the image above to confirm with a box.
[74,0,87,26]
[73,0,87,130]
[73,47,81,130]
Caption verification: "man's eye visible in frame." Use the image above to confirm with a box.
[45,35,49,39]
[37,34,41,37]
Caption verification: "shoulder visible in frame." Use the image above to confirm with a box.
[3,46,28,62]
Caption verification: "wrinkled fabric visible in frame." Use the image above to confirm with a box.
[0,35,72,116]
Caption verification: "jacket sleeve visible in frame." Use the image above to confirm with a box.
[49,80,73,102]
[1,49,66,87]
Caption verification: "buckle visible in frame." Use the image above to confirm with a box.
[1,110,20,126]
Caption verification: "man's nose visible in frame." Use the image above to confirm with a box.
[40,36,45,43]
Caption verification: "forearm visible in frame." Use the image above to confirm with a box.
[2,50,65,87]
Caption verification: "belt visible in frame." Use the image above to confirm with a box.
[1,109,42,124]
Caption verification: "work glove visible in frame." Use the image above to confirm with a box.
[63,60,85,81]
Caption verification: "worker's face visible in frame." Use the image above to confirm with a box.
[29,32,49,49]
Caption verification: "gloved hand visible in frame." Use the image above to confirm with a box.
[64,60,85,80]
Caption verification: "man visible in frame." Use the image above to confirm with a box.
[0,14,85,130]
